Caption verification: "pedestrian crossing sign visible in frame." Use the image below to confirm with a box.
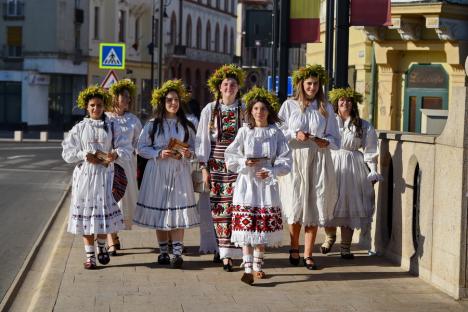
[99,43,125,70]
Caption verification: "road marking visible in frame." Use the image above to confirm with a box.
[0,168,70,173]
[0,146,61,151]
[7,155,36,160]
[2,158,33,165]
[20,159,59,168]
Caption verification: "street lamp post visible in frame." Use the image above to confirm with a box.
[157,0,163,87]
[150,0,155,89]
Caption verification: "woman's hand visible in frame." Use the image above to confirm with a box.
[202,168,210,189]
[107,151,118,162]
[245,159,259,167]
[160,149,175,159]
[181,148,192,159]
[314,137,330,148]
[255,169,270,180]
[296,131,309,142]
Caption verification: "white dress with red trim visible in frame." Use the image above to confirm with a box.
[224,125,291,247]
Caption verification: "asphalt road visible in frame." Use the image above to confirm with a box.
[0,142,73,302]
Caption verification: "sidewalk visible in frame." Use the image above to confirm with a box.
[9,195,468,312]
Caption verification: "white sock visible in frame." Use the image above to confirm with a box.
[243,255,253,274]
[253,250,264,272]
[84,245,95,263]
[172,241,183,256]
[97,238,107,253]
[158,240,169,254]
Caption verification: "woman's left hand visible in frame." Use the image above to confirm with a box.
[314,137,330,148]
[107,152,118,162]
[255,170,270,180]
[181,148,192,159]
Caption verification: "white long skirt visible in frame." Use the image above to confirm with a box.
[116,155,138,230]
[278,141,337,226]
[133,158,199,230]
[198,192,219,254]
[326,149,374,229]
[67,162,125,235]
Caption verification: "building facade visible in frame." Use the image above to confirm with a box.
[307,0,468,134]
[0,0,89,131]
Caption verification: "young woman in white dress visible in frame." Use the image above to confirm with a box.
[62,86,130,269]
[320,88,382,259]
[277,64,340,270]
[195,65,246,271]
[133,80,199,268]
[225,87,291,285]
[106,79,142,255]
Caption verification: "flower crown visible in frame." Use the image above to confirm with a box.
[328,87,363,105]
[109,79,137,103]
[292,64,329,87]
[151,79,188,107]
[76,85,112,109]
[207,64,245,100]
[243,86,281,112]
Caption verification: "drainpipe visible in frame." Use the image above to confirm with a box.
[369,42,377,126]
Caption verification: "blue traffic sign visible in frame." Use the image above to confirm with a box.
[99,43,126,70]
[267,76,293,97]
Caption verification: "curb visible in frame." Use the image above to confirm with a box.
[0,182,71,312]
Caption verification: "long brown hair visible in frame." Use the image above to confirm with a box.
[111,88,132,113]
[334,98,363,138]
[294,77,328,117]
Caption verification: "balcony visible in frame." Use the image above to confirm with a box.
[3,1,24,20]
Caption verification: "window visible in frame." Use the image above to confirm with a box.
[196,18,202,49]
[185,68,191,86]
[5,0,24,17]
[216,0,220,9]
[6,26,22,57]
[118,10,126,42]
[206,22,211,50]
[186,15,192,48]
[225,0,228,11]
[214,23,220,52]
[93,6,100,39]
[223,26,228,53]
[231,0,236,14]
[230,28,234,55]
[170,13,177,45]
[134,17,140,50]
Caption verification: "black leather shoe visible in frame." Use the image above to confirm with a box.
[157,253,170,265]
[289,249,300,266]
[303,257,317,270]
[213,252,222,263]
[171,255,184,268]
[222,258,233,272]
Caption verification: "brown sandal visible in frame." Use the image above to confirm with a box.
[241,273,254,285]
[254,271,266,279]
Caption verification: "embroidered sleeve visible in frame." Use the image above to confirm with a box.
[322,104,341,150]
[195,104,212,163]
[224,127,248,174]
[136,121,159,159]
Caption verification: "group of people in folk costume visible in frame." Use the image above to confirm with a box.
[62,63,382,284]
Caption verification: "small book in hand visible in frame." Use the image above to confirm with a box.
[167,138,189,158]
[95,150,112,166]
[246,156,269,161]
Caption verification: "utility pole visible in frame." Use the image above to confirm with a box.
[325,0,335,92]
[334,0,349,88]
[150,0,155,90]
[271,0,279,94]
[157,0,164,87]
[278,0,289,103]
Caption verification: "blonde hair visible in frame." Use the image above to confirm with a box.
[294,78,328,117]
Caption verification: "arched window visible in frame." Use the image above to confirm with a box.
[214,23,220,52]
[196,18,202,49]
[230,28,235,55]
[185,67,192,86]
[170,12,177,45]
[186,15,192,48]
[206,21,211,50]
[195,69,201,103]
[223,26,228,54]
